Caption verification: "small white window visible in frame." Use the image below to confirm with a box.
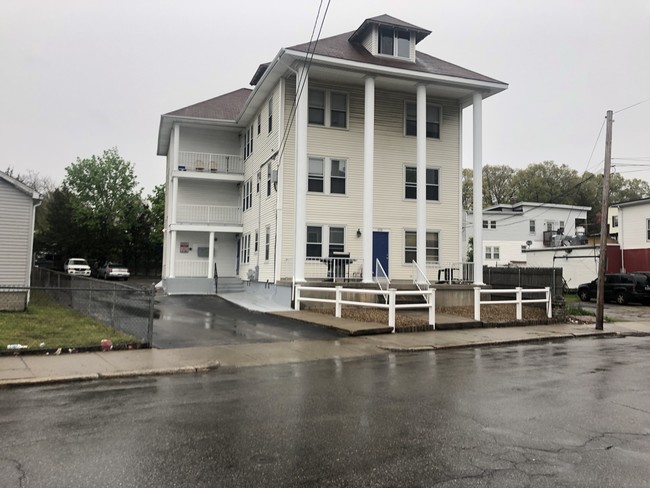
[529,220,536,234]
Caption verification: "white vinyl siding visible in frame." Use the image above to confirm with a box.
[0,179,35,286]
[281,78,462,280]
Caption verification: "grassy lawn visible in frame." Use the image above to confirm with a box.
[0,291,136,351]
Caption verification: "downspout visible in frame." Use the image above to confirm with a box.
[27,197,42,301]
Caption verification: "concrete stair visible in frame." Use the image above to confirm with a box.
[217,277,246,294]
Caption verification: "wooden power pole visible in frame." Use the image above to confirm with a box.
[595,110,614,330]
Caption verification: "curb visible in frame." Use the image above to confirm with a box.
[0,362,221,389]
[376,331,619,352]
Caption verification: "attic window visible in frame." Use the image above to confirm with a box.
[378,26,410,58]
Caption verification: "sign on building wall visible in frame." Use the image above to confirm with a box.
[180,242,190,253]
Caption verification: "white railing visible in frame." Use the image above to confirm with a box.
[474,287,552,321]
[178,152,244,174]
[304,257,362,282]
[294,285,436,332]
[176,205,241,225]
[374,259,389,303]
[427,262,474,284]
[411,260,431,292]
[174,260,209,278]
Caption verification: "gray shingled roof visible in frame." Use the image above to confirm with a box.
[288,31,503,85]
[165,88,252,121]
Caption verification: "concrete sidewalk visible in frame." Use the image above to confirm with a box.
[2,320,649,388]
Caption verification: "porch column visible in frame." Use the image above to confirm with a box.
[173,123,180,169]
[362,76,375,282]
[472,92,484,285]
[416,83,427,268]
[208,231,215,278]
[293,64,308,282]
[169,230,177,278]
[171,177,178,224]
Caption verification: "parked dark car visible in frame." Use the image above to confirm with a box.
[578,273,650,305]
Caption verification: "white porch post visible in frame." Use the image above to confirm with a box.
[362,76,375,282]
[416,84,427,268]
[169,230,177,278]
[293,64,308,282]
[208,231,215,278]
[171,177,178,224]
[472,92,484,285]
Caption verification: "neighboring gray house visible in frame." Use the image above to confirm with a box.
[0,171,42,311]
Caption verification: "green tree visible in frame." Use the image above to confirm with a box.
[462,168,473,210]
[483,164,516,207]
[510,161,581,205]
[148,184,165,250]
[63,148,142,265]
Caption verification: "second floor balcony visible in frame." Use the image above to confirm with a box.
[177,151,243,175]
[176,204,241,226]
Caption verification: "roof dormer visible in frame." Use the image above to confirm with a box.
[349,14,431,63]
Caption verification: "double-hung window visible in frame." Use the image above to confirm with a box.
[308,89,348,128]
[308,90,325,125]
[485,246,500,260]
[257,114,261,135]
[404,230,439,264]
[240,234,251,264]
[254,231,259,253]
[265,226,271,261]
[268,97,273,133]
[329,227,345,255]
[267,164,272,196]
[404,166,439,201]
[529,220,536,234]
[647,219,650,240]
[243,126,254,159]
[308,158,324,193]
[378,27,410,58]
[306,226,323,258]
[242,178,253,211]
[405,102,440,138]
[308,157,346,195]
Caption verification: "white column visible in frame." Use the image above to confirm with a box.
[171,177,178,224]
[362,76,375,282]
[293,65,308,282]
[170,230,177,278]
[173,123,180,169]
[416,84,427,267]
[472,92,484,284]
[208,231,215,278]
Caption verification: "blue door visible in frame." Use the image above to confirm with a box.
[372,231,389,277]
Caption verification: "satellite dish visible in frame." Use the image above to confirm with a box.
[526,240,532,246]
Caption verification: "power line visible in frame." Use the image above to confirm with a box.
[584,118,606,174]
[276,0,332,164]
[614,97,650,114]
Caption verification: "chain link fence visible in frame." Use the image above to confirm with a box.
[6,267,156,346]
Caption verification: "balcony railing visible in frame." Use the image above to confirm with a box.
[426,262,474,284]
[177,152,243,174]
[281,257,363,282]
[176,205,241,225]
[175,260,209,278]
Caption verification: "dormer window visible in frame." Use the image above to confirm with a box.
[378,27,410,58]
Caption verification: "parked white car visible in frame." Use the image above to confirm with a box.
[64,258,91,276]
[96,261,130,280]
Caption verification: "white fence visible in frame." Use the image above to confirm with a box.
[294,285,435,332]
[473,287,552,321]
[178,151,244,174]
[176,205,241,225]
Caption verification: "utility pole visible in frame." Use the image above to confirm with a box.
[595,110,613,330]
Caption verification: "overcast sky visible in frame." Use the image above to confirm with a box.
[2,0,649,195]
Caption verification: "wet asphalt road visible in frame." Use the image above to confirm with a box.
[2,336,649,487]
[153,295,344,348]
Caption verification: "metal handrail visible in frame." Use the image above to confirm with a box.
[213,263,218,293]
[411,260,431,293]
[374,259,390,303]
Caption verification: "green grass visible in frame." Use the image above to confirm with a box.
[0,291,136,350]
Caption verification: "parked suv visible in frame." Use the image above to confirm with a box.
[578,273,650,305]
[63,258,91,276]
